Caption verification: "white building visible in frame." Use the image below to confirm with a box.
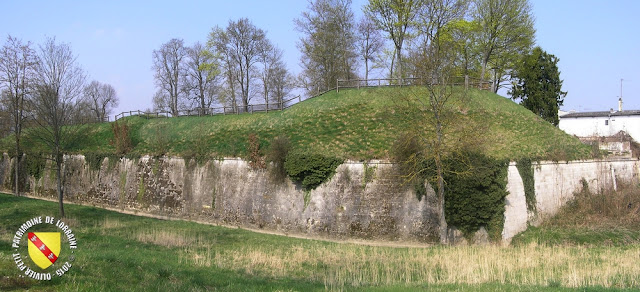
[559,109,640,142]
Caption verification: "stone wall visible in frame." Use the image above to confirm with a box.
[0,155,440,242]
[2,153,638,244]
[502,159,640,243]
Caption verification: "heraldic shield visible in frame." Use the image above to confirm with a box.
[27,232,61,269]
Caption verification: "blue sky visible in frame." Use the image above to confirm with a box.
[1,0,638,117]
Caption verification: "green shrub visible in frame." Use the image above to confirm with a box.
[285,152,342,191]
[84,152,113,171]
[442,152,509,241]
[24,152,46,180]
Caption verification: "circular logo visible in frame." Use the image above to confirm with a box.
[11,216,77,280]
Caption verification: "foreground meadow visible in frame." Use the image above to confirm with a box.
[1,193,639,291]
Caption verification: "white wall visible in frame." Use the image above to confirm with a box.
[502,159,640,244]
[559,115,640,142]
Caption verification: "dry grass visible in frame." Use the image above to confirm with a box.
[100,216,124,229]
[135,228,203,247]
[178,241,640,289]
[547,182,640,229]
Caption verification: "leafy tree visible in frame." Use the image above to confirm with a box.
[296,0,358,93]
[443,19,482,77]
[31,37,86,218]
[364,0,421,80]
[473,0,535,92]
[184,42,220,113]
[0,35,38,196]
[207,27,239,111]
[409,0,468,80]
[510,46,567,126]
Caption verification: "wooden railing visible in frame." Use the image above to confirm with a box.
[336,75,492,92]
[107,75,491,122]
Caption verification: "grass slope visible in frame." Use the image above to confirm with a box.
[1,193,639,291]
[1,87,590,161]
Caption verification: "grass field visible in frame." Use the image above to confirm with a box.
[1,87,592,161]
[2,193,639,291]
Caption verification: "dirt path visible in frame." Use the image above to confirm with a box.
[15,193,433,249]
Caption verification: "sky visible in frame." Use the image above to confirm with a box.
[1,0,639,118]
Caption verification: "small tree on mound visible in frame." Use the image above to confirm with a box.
[510,46,567,126]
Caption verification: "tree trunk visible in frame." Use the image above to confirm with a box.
[396,45,403,83]
[14,116,21,196]
[14,152,20,196]
[365,58,369,83]
[435,114,448,244]
[56,155,65,218]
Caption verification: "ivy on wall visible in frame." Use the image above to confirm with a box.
[516,158,536,212]
[440,153,509,241]
[284,152,342,191]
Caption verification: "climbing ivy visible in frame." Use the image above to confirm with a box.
[516,158,536,212]
[440,152,509,241]
[284,152,342,191]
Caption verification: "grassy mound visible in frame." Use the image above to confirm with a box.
[1,87,591,161]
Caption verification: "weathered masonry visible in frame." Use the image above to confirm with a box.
[1,154,638,244]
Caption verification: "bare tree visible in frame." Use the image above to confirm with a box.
[258,41,275,109]
[30,37,86,218]
[211,19,269,112]
[365,0,422,81]
[152,38,187,116]
[357,17,385,81]
[83,80,118,121]
[296,0,358,93]
[0,35,38,196]
[268,60,294,109]
[184,42,220,113]
[258,44,292,109]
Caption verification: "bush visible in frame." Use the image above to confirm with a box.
[151,123,170,156]
[24,152,46,180]
[247,133,265,169]
[441,152,509,241]
[110,121,132,155]
[84,152,117,171]
[392,132,430,200]
[285,152,342,191]
[266,135,290,182]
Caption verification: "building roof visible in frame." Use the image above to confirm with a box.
[561,110,640,118]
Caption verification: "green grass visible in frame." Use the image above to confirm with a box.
[2,193,639,291]
[1,87,591,161]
